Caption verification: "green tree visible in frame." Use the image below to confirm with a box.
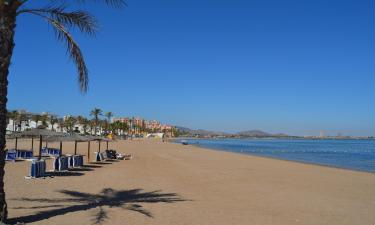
[104,112,113,133]
[49,115,59,131]
[63,116,77,134]
[76,115,89,134]
[90,108,102,135]
[0,0,125,222]
[32,114,42,129]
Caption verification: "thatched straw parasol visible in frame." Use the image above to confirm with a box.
[85,136,113,157]
[18,129,65,160]
[44,134,90,156]
[7,132,22,151]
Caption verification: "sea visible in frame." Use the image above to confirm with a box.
[174,138,375,173]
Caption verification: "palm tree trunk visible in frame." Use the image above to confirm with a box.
[0,8,17,222]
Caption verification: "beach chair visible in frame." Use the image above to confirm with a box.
[117,153,133,160]
[67,155,74,168]
[5,150,17,162]
[100,152,108,161]
[67,155,84,168]
[105,150,117,159]
[42,148,61,157]
[14,149,34,159]
[73,155,84,167]
[27,160,46,178]
[53,156,69,171]
[41,147,49,156]
[49,148,61,157]
[94,152,101,162]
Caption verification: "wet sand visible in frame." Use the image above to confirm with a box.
[4,138,375,225]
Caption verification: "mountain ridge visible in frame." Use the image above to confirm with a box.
[175,126,290,137]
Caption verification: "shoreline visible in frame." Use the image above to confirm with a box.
[175,142,375,174]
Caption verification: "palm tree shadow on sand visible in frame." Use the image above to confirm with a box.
[9,188,187,224]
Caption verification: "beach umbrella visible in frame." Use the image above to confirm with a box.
[76,135,98,161]
[45,134,90,156]
[87,136,105,153]
[8,132,36,151]
[19,129,65,160]
[101,137,113,151]
[7,133,21,151]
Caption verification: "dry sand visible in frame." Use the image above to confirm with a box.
[4,138,375,225]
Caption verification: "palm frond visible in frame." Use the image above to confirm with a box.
[18,6,98,36]
[28,12,89,93]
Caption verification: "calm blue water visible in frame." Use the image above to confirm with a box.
[175,139,375,173]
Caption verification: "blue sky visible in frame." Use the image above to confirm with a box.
[8,0,375,136]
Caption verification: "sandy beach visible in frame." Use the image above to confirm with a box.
[4,138,375,225]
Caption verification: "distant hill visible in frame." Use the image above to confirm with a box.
[236,130,271,137]
[175,127,290,138]
[175,126,229,136]
[236,130,290,138]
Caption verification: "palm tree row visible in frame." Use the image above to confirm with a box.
[6,108,125,135]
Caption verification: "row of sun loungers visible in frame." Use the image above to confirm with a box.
[53,155,84,172]
[5,149,34,161]
[6,147,62,162]
[23,150,132,178]
[94,150,133,162]
[41,147,61,157]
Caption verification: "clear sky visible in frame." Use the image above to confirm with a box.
[8,0,375,136]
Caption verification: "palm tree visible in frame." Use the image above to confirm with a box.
[76,115,89,134]
[105,112,114,123]
[40,114,49,129]
[90,108,102,135]
[0,0,125,222]
[49,115,59,131]
[81,117,90,134]
[64,116,77,134]
[32,114,42,129]
[104,112,113,133]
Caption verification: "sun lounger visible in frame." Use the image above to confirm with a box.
[94,152,109,162]
[53,156,69,171]
[105,150,117,159]
[66,155,84,168]
[105,149,132,160]
[26,159,46,179]
[6,149,34,161]
[94,152,101,162]
[117,153,133,160]
[42,147,61,157]
[5,150,17,162]
[15,149,34,159]
[73,155,84,167]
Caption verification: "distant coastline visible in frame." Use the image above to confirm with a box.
[172,138,375,173]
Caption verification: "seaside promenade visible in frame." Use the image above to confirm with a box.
[4,139,375,225]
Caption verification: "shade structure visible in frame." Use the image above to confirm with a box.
[44,133,91,143]
[44,134,91,155]
[19,129,64,138]
[7,133,22,139]
[84,136,113,153]
[18,129,65,160]
[7,133,35,151]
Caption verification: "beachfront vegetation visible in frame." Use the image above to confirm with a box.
[0,0,125,222]
[90,108,103,135]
